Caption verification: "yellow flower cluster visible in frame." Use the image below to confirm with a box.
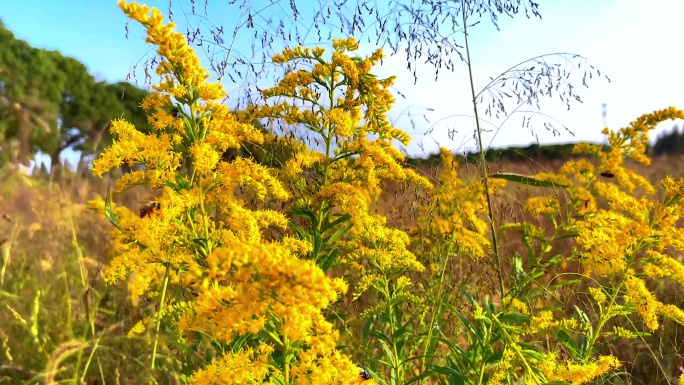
[524,311,578,336]
[314,182,425,300]
[420,147,505,259]
[523,196,562,218]
[181,243,347,341]
[537,353,620,385]
[252,38,432,317]
[187,345,272,384]
[256,37,430,195]
[573,107,684,194]
[182,242,365,383]
[488,347,516,385]
[533,109,684,332]
[90,2,372,383]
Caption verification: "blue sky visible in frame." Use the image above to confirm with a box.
[2,0,683,163]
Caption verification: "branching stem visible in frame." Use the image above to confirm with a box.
[462,1,505,302]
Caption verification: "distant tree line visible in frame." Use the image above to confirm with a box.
[405,124,684,167]
[405,143,588,167]
[0,19,151,174]
[651,125,684,157]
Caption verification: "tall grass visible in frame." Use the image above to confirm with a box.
[2,1,684,385]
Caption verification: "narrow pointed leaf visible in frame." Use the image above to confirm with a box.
[490,172,570,188]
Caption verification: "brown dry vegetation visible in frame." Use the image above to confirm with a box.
[1,154,684,384]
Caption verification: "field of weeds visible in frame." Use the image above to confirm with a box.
[1,151,684,384]
[3,1,684,385]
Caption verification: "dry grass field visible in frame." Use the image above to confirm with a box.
[1,152,683,384]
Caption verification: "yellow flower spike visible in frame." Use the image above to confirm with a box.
[539,354,620,385]
[284,150,325,176]
[327,108,355,137]
[127,320,146,337]
[587,287,607,304]
[216,157,290,201]
[92,3,371,383]
[523,196,562,217]
[420,147,494,260]
[624,273,660,331]
[189,141,220,175]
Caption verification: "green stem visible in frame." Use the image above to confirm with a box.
[422,242,453,366]
[476,342,488,385]
[462,1,505,302]
[0,221,18,290]
[492,315,542,384]
[587,252,638,357]
[385,279,402,384]
[69,216,86,287]
[80,334,103,383]
[283,335,291,384]
[316,72,337,234]
[151,263,171,370]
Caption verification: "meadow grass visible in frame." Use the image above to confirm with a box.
[3,1,684,384]
[0,152,683,384]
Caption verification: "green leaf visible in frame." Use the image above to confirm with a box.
[190,237,214,259]
[228,334,253,354]
[288,221,310,242]
[379,340,396,367]
[322,222,354,248]
[362,318,374,342]
[370,330,393,347]
[455,312,481,342]
[555,231,580,240]
[437,338,470,367]
[457,287,475,305]
[520,348,545,360]
[103,191,119,228]
[316,248,340,271]
[489,172,570,188]
[574,305,593,344]
[362,367,387,385]
[167,172,191,190]
[555,329,578,356]
[578,336,588,359]
[312,230,322,256]
[485,349,504,365]
[404,369,435,385]
[498,313,531,325]
[321,213,352,233]
[513,254,525,288]
[393,314,419,345]
[290,205,317,225]
[548,279,581,290]
[427,363,466,379]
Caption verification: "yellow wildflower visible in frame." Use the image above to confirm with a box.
[524,196,562,217]
[624,273,660,331]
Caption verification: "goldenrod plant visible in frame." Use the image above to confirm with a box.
[4,0,684,384]
[88,1,684,383]
[90,2,373,384]
[87,2,684,384]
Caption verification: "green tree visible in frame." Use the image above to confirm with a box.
[0,20,64,166]
[53,70,152,172]
[0,19,152,171]
[652,124,684,156]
